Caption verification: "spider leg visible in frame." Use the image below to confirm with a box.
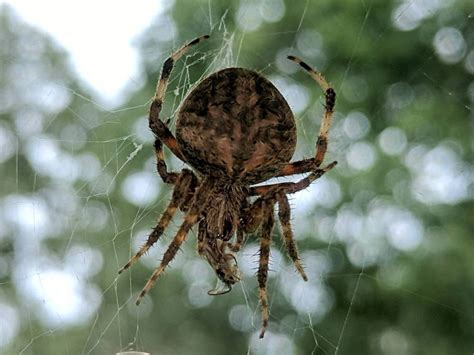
[197,220,207,254]
[276,193,307,281]
[242,197,265,233]
[226,197,265,253]
[118,169,197,274]
[154,139,179,184]
[241,192,310,337]
[257,200,275,339]
[249,161,337,196]
[276,157,322,177]
[135,178,214,305]
[275,56,336,177]
[149,35,210,167]
[229,228,246,252]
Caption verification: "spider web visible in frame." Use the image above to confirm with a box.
[1,1,474,354]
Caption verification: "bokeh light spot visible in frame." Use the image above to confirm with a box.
[260,0,285,23]
[346,141,377,171]
[121,171,160,207]
[0,302,19,349]
[433,27,467,64]
[236,2,263,32]
[343,111,371,140]
[378,127,407,156]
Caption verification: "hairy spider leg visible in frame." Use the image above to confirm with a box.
[257,201,275,339]
[240,192,308,335]
[275,56,337,177]
[243,192,309,275]
[229,194,267,251]
[287,55,335,166]
[249,161,337,196]
[276,193,307,281]
[135,178,214,305]
[118,169,197,274]
[229,228,246,252]
[154,140,178,184]
[226,195,267,251]
[149,35,210,182]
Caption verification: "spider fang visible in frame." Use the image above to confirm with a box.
[207,280,233,296]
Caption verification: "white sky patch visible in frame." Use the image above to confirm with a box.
[3,0,164,107]
[17,268,102,327]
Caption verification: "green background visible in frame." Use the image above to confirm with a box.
[1,0,473,354]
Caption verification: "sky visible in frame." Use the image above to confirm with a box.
[2,0,166,108]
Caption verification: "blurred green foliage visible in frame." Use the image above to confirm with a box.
[1,0,473,354]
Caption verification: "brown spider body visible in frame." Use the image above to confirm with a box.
[176,68,298,288]
[176,67,296,184]
[119,35,337,338]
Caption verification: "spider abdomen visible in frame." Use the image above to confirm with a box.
[176,68,296,183]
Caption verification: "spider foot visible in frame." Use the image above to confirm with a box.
[294,260,308,281]
[118,243,152,274]
[135,265,165,305]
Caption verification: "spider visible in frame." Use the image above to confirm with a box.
[119,35,337,338]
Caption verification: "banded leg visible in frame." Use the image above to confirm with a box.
[249,161,337,196]
[275,56,336,177]
[277,157,319,177]
[242,193,309,337]
[118,169,196,274]
[229,228,246,252]
[135,178,214,305]
[258,201,275,338]
[277,193,307,281]
[154,140,178,184]
[149,35,210,162]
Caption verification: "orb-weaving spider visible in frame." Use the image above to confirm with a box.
[119,35,337,338]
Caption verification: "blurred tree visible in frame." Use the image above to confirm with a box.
[1,0,473,354]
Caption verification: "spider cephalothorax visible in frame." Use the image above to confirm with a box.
[119,35,337,338]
